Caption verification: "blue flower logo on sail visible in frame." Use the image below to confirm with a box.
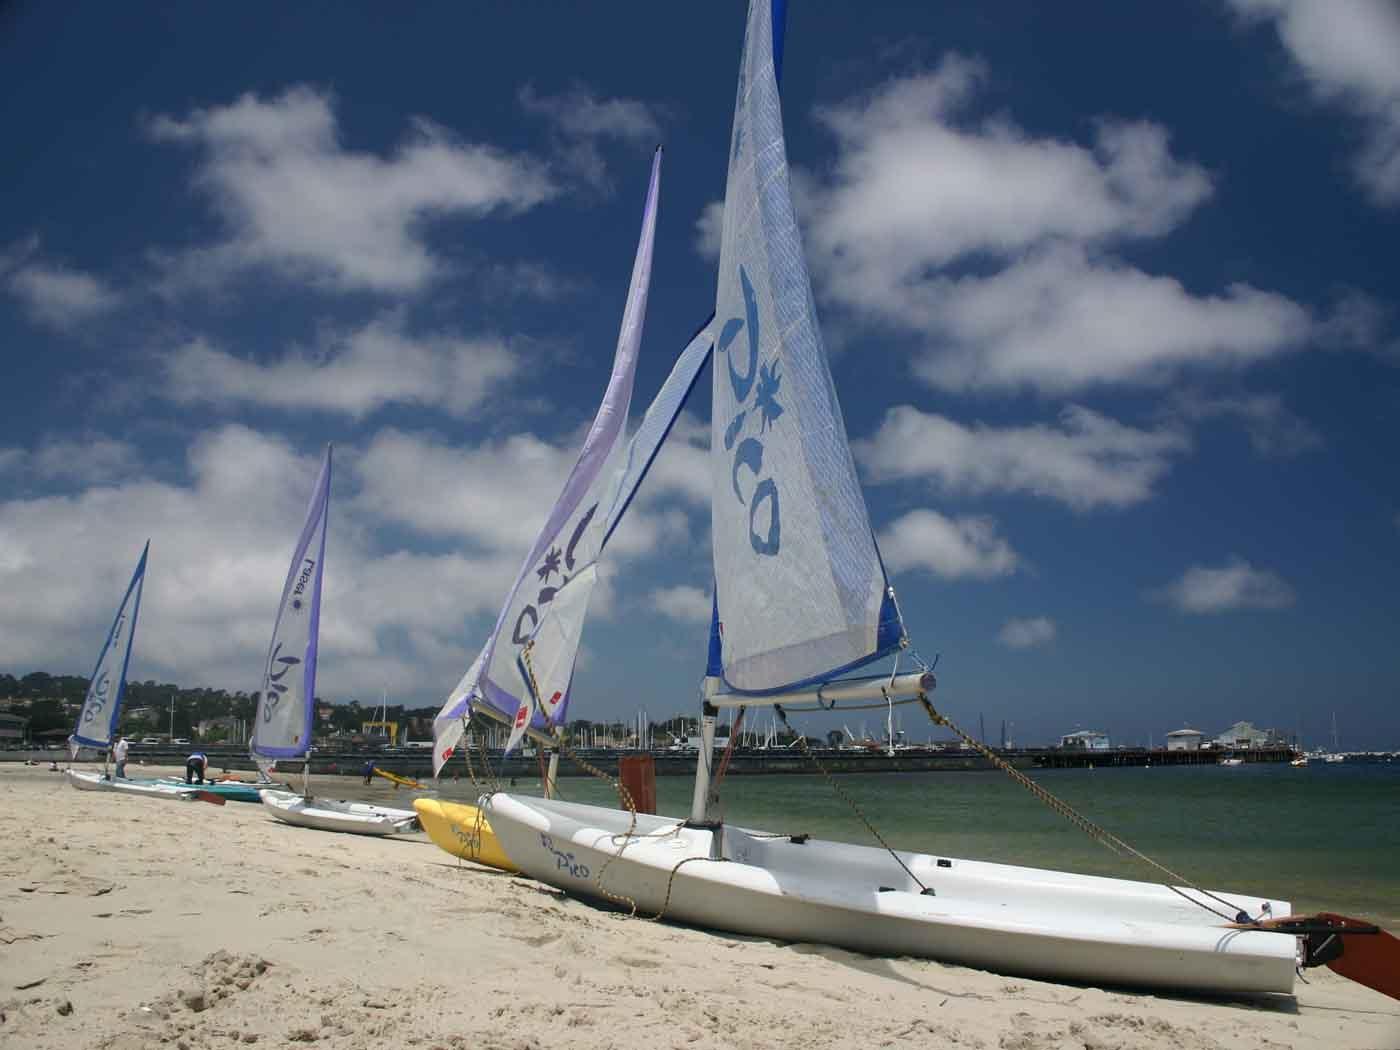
[718,263,782,556]
[262,641,301,722]
[512,501,599,646]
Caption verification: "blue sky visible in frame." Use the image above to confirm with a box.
[2,1,1396,747]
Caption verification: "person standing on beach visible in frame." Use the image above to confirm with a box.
[185,750,209,784]
[113,735,129,779]
[362,759,375,785]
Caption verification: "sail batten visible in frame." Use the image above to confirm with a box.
[72,541,149,752]
[252,445,331,762]
[709,0,901,695]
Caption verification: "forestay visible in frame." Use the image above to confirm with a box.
[251,445,331,771]
[432,150,661,771]
[72,541,150,755]
[708,0,901,695]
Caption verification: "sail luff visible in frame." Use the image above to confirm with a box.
[252,444,332,761]
[72,540,149,752]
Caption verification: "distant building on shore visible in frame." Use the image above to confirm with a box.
[1060,730,1110,751]
[1214,721,1279,749]
[1166,728,1204,751]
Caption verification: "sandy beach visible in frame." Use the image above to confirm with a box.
[2,764,1396,1050]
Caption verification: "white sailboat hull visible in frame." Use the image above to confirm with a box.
[485,794,1297,997]
[259,789,419,836]
[66,769,201,801]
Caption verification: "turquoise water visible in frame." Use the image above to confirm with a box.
[440,761,1400,927]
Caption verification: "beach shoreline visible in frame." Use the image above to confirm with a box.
[2,764,1396,1049]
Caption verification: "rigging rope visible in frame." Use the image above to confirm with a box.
[520,641,651,918]
[774,704,933,896]
[912,693,1247,922]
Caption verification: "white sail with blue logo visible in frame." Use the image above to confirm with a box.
[71,541,150,756]
[433,148,662,770]
[251,444,330,775]
[505,319,714,751]
[707,0,901,695]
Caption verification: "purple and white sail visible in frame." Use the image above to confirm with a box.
[433,149,662,771]
[71,541,150,756]
[505,320,714,750]
[251,445,331,775]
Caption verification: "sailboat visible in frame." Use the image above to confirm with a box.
[1323,712,1345,763]
[251,446,419,835]
[474,0,1400,1001]
[418,148,705,868]
[65,544,212,802]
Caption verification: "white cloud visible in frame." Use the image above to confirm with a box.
[855,404,1190,511]
[1172,391,1322,457]
[812,57,1212,270]
[648,585,711,624]
[877,509,1019,580]
[354,427,575,552]
[0,427,547,700]
[998,616,1056,649]
[0,438,141,485]
[2,237,121,331]
[518,84,663,191]
[1151,557,1296,613]
[353,421,707,558]
[163,315,517,420]
[695,200,725,261]
[799,62,1314,393]
[519,84,662,144]
[1228,0,1400,205]
[888,244,1309,394]
[148,86,557,293]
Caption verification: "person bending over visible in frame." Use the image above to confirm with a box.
[185,750,209,784]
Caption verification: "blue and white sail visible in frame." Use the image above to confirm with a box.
[707,0,902,695]
[251,445,331,774]
[71,541,150,756]
[433,149,662,771]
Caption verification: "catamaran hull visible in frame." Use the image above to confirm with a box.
[413,798,517,871]
[259,789,419,836]
[485,794,1298,997]
[66,769,201,801]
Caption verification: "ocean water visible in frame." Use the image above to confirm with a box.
[438,760,1400,928]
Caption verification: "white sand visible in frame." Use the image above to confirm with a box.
[2,764,1396,1049]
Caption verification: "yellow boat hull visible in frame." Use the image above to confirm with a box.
[413,798,517,872]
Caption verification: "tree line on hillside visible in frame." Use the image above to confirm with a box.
[2,671,755,747]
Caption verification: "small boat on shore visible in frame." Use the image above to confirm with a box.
[413,798,515,870]
[486,794,1297,995]
[260,789,418,836]
[66,769,214,803]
